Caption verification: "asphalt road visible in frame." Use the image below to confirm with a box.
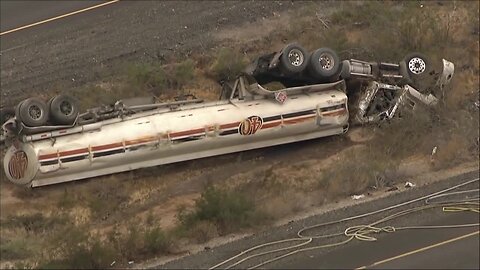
[368,231,479,269]
[275,212,479,269]
[0,1,106,33]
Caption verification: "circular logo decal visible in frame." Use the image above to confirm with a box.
[8,151,28,180]
[239,116,263,136]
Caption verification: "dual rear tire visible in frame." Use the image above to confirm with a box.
[15,95,79,127]
[279,43,341,81]
[307,47,341,81]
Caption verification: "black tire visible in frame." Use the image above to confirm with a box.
[402,52,432,78]
[307,47,341,80]
[340,60,351,79]
[14,101,25,123]
[16,98,49,127]
[0,107,15,125]
[401,52,434,92]
[279,43,308,75]
[49,94,79,125]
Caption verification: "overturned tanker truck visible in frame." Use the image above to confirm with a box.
[1,43,454,187]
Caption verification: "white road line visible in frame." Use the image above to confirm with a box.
[0,0,119,36]
[355,230,480,269]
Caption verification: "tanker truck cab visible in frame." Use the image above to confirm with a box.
[3,75,349,187]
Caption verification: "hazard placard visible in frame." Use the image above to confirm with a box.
[275,91,287,104]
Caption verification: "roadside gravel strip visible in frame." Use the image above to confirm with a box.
[155,168,479,269]
[0,1,304,106]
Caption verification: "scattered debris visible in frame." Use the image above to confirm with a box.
[110,261,116,266]
[405,181,416,188]
[128,261,134,265]
[274,90,287,103]
[387,186,399,192]
[431,146,438,163]
[351,194,365,200]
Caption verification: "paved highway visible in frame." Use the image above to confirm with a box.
[366,231,479,269]
[0,1,111,33]
[275,212,479,269]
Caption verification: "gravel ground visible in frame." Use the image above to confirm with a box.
[156,169,479,269]
[0,0,309,107]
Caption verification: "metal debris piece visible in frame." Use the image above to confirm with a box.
[405,181,416,188]
[387,186,399,192]
[351,194,365,200]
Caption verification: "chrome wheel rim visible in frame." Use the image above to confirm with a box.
[28,105,42,120]
[319,53,334,70]
[408,57,426,74]
[60,101,73,116]
[288,49,304,67]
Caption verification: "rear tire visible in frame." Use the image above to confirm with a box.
[279,43,308,75]
[307,47,341,81]
[401,52,434,92]
[403,52,432,78]
[49,94,79,125]
[16,98,49,127]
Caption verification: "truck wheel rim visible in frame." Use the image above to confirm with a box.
[319,53,334,70]
[408,57,426,74]
[288,49,304,67]
[60,101,73,116]
[28,105,42,120]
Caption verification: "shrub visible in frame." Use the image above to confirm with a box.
[0,238,30,260]
[57,189,76,209]
[329,1,393,28]
[41,225,115,269]
[143,226,170,254]
[367,111,434,161]
[83,181,130,219]
[173,59,196,89]
[209,48,247,82]
[127,63,167,90]
[112,225,142,260]
[178,186,261,234]
[188,221,218,244]
[319,146,398,198]
[5,213,67,234]
[39,240,115,269]
[433,134,470,169]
